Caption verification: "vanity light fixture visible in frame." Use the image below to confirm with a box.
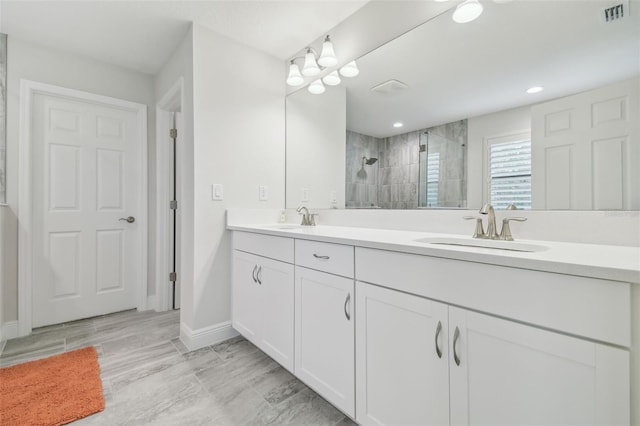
[452,0,484,23]
[322,71,342,86]
[286,61,304,86]
[339,61,359,77]
[393,122,404,128]
[308,79,326,94]
[318,35,338,67]
[287,35,360,94]
[302,48,321,76]
[526,86,544,94]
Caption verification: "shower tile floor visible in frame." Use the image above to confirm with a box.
[0,310,355,425]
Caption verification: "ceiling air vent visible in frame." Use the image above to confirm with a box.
[602,0,629,22]
[370,79,409,96]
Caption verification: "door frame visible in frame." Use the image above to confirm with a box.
[155,77,183,312]
[18,79,148,336]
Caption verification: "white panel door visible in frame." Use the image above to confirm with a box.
[449,307,630,426]
[531,77,639,210]
[355,282,450,426]
[295,266,355,417]
[32,92,143,327]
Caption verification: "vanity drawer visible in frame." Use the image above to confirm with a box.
[295,239,354,278]
[234,231,294,263]
[356,247,631,347]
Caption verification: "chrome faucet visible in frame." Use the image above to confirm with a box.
[479,203,499,239]
[296,205,317,226]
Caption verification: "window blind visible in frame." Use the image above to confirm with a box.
[489,140,531,210]
[426,153,440,207]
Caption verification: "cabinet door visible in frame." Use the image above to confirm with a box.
[258,256,295,372]
[355,282,450,426]
[232,251,262,343]
[295,266,355,417]
[449,307,630,426]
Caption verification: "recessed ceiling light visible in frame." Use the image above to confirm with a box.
[526,86,544,94]
[393,122,404,128]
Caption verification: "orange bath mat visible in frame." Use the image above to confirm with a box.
[0,346,105,425]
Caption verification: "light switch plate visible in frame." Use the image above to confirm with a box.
[212,184,223,200]
[259,185,268,201]
[301,188,309,202]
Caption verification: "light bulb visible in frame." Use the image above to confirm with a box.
[308,79,326,94]
[286,62,304,86]
[301,48,320,77]
[452,0,483,23]
[339,60,359,78]
[318,35,338,68]
[526,86,544,94]
[322,71,341,86]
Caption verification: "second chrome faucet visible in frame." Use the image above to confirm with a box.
[465,203,527,241]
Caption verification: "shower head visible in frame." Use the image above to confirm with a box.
[362,156,378,166]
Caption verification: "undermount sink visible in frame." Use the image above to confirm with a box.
[263,224,305,230]
[414,237,549,253]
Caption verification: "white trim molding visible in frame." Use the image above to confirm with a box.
[18,79,148,337]
[1,320,19,345]
[180,321,238,351]
[155,77,184,312]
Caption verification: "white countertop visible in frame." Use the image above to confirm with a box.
[227,223,640,284]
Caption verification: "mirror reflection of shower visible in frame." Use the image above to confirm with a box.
[362,156,378,166]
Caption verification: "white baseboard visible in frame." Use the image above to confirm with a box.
[0,321,19,351]
[180,320,238,351]
[146,295,158,311]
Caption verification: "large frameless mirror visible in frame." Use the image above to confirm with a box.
[285,1,640,210]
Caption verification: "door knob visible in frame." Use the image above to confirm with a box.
[119,216,135,223]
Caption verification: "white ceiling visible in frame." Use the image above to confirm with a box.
[343,0,640,138]
[0,0,368,75]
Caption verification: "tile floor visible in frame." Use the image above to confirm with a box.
[0,310,355,425]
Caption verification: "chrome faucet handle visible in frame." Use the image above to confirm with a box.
[499,217,527,241]
[463,216,486,239]
[308,213,318,226]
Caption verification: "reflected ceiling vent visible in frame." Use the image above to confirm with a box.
[370,79,409,96]
[602,0,629,22]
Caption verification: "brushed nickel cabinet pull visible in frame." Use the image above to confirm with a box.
[453,326,461,366]
[435,321,443,359]
[252,265,257,283]
[344,293,351,320]
[256,266,262,285]
[313,254,330,260]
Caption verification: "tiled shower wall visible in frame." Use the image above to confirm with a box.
[378,130,421,209]
[347,120,467,209]
[346,130,380,208]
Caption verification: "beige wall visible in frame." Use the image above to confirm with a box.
[2,38,156,325]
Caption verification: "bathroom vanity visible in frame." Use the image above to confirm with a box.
[228,222,638,426]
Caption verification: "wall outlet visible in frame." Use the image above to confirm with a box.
[259,185,268,201]
[301,188,309,202]
[212,184,223,200]
[330,190,337,203]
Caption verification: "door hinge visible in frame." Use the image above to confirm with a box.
[169,272,177,282]
[170,200,177,210]
[169,128,177,139]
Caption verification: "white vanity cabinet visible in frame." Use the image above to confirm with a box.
[355,282,450,426]
[449,307,630,426]
[294,240,356,417]
[356,247,631,426]
[232,232,295,371]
